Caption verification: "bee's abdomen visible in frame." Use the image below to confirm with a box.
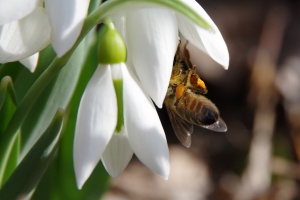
[176,92,219,125]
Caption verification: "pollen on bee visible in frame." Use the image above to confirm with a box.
[176,84,186,100]
[197,78,206,89]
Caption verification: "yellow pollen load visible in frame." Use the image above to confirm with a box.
[197,78,206,89]
[176,84,186,99]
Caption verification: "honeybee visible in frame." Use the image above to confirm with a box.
[164,40,227,148]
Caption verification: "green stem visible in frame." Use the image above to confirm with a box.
[0,0,211,167]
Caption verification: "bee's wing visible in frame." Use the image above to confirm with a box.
[201,117,227,132]
[166,106,194,148]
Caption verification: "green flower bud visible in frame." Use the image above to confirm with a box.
[98,21,126,64]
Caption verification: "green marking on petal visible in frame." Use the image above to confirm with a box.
[113,79,124,133]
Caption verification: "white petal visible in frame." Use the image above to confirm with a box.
[102,129,133,178]
[122,65,170,179]
[45,0,89,57]
[176,0,229,69]
[112,16,126,41]
[19,53,39,72]
[113,18,139,78]
[0,7,50,63]
[74,65,117,189]
[0,0,40,25]
[126,9,178,108]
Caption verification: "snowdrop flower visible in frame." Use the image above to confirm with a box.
[0,0,89,71]
[73,22,169,189]
[112,0,229,108]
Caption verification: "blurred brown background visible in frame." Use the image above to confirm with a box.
[103,0,300,199]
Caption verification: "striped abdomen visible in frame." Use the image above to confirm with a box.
[175,90,219,126]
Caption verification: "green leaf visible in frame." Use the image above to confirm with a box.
[88,0,101,14]
[0,76,17,132]
[33,28,110,200]
[20,37,90,160]
[0,134,20,189]
[0,46,56,102]
[0,76,20,187]
[0,109,64,200]
[0,62,24,89]
[0,47,58,161]
[13,46,56,101]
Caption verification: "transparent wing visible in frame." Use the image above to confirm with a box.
[165,106,194,148]
[201,117,227,132]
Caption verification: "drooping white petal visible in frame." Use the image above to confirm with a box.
[112,16,126,41]
[0,7,50,63]
[19,53,39,72]
[74,65,117,189]
[0,0,40,25]
[122,65,170,179]
[126,9,178,108]
[102,129,133,178]
[176,0,229,69]
[45,0,89,57]
[113,18,139,78]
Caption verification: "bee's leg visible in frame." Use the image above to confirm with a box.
[183,40,195,69]
[175,84,186,100]
[171,39,183,85]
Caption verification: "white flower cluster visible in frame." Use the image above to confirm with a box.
[0,0,229,190]
[74,0,229,189]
